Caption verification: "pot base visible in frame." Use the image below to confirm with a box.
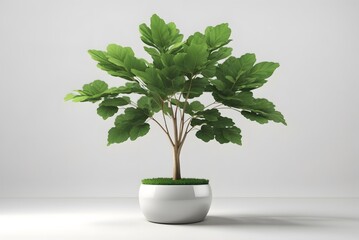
[139,184,212,224]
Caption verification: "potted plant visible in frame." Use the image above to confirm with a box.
[65,14,286,224]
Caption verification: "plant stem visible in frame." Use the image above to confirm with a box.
[170,102,182,180]
[172,144,181,180]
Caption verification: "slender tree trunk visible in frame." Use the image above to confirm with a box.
[172,145,181,180]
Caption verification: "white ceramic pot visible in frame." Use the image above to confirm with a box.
[139,184,212,224]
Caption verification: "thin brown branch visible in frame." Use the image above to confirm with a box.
[150,117,174,146]
[161,101,171,137]
[204,101,217,109]
[179,76,193,142]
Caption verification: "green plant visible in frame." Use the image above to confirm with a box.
[65,14,286,180]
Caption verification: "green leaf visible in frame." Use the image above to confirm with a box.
[209,47,232,61]
[97,106,118,120]
[196,125,214,142]
[183,78,209,98]
[64,93,75,101]
[115,108,148,124]
[202,64,217,78]
[189,101,205,112]
[129,123,150,141]
[238,53,256,72]
[100,97,130,107]
[150,14,171,51]
[190,118,206,126]
[205,23,231,50]
[213,128,230,144]
[82,80,108,96]
[88,50,132,79]
[185,43,208,72]
[144,47,160,58]
[139,23,155,47]
[107,44,146,73]
[210,79,226,91]
[249,62,279,79]
[132,68,168,98]
[107,44,134,63]
[208,116,235,128]
[241,111,269,124]
[108,127,129,145]
[215,54,257,93]
[108,107,150,144]
[140,14,183,52]
[71,95,90,102]
[137,96,161,113]
[214,91,286,125]
[222,127,242,145]
[117,82,147,95]
[173,42,208,74]
[198,109,220,121]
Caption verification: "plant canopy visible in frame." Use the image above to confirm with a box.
[65,14,286,180]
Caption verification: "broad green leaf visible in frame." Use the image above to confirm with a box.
[107,44,146,73]
[209,47,232,61]
[249,62,279,79]
[214,91,286,125]
[132,68,169,98]
[67,80,133,103]
[88,49,109,63]
[167,22,183,45]
[82,80,108,96]
[202,64,217,78]
[182,78,209,98]
[168,41,184,54]
[107,44,134,63]
[137,96,161,114]
[137,96,152,110]
[189,101,205,112]
[144,47,160,59]
[186,32,206,45]
[215,54,257,93]
[88,50,132,79]
[140,15,183,52]
[222,127,242,145]
[238,53,256,72]
[150,14,170,51]
[108,127,129,145]
[198,109,220,121]
[100,97,130,107]
[139,23,154,47]
[241,111,269,124]
[208,116,235,128]
[213,128,230,144]
[129,123,150,141]
[117,82,147,95]
[185,43,208,73]
[210,79,226,91]
[196,125,214,142]
[71,95,90,102]
[173,42,208,74]
[190,118,206,126]
[97,106,118,120]
[115,108,148,124]
[64,93,75,101]
[108,107,150,144]
[205,23,231,50]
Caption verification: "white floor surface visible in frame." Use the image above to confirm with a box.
[0,198,358,240]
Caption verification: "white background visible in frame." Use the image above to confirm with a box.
[0,0,358,198]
